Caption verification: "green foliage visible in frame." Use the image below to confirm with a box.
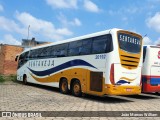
[0,74,17,83]
[0,75,5,83]
[9,75,17,82]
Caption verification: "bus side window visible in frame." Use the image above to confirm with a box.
[143,46,147,63]
[92,34,113,54]
[39,48,47,58]
[80,38,92,55]
[92,35,108,54]
[59,43,68,57]
[68,41,82,56]
[30,50,36,58]
[18,51,29,68]
[106,34,113,53]
[46,46,52,57]
[53,45,60,57]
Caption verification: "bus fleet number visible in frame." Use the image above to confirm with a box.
[95,54,106,59]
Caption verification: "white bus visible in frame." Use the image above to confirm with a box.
[142,45,160,93]
[16,28,143,97]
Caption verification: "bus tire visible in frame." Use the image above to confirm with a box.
[156,92,160,95]
[72,80,82,97]
[59,78,69,94]
[23,75,27,85]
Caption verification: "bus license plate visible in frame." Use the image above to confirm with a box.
[126,88,132,92]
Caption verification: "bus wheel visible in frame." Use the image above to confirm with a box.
[156,92,160,95]
[23,75,27,85]
[72,80,82,97]
[59,78,69,94]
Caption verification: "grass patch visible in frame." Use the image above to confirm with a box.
[10,75,17,82]
[5,75,17,82]
[0,75,5,83]
[0,74,17,83]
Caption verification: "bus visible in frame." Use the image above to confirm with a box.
[16,28,143,97]
[142,45,160,93]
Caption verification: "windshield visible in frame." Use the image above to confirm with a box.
[118,32,142,53]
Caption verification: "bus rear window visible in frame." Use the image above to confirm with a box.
[118,32,141,54]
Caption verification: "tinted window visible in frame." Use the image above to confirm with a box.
[18,51,29,68]
[50,43,68,57]
[38,48,46,57]
[106,34,113,52]
[26,34,113,59]
[92,34,113,54]
[30,49,41,58]
[40,47,51,57]
[79,38,92,55]
[118,33,141,53]
[45,46,53,57]
[68,41,82,56]
[59,44,68,57]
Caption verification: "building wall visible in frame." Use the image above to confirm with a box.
[0,45,24,75]
[0,46,5,74]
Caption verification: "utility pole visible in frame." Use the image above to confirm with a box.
[27,25,30,47]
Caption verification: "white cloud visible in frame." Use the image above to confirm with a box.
[108,6,142,16]
[122,17,128,24]
[46,0,78,9]
[146,12,160,33]
[143,36,153,45]
[57,13,81,27]
[0,12,73,42]
[0,16,26,35]
[125,7,139,14]
[0,34,21,45]
[84,0,100,13]
[0,4,3,12]
[15,12,73,40]
[73,18,81,26]
[122,17,128,21]
[154,37,160,45]
[56,28,73,36]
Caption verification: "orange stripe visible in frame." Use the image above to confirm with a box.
[120,77,136,82]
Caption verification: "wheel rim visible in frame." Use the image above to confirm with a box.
[62,82,67,92]
[74,84,80,95]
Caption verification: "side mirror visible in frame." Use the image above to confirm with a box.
[15,56,18,61]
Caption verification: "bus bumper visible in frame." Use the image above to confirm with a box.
[142,83,160,93]
[105,84,141,95]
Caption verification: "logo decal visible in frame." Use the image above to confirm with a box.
[28,59,97,77]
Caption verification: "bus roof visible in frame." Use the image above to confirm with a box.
[143,45,160,48]
[21,28,141,54]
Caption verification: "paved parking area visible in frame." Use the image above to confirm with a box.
[0,81,160,120]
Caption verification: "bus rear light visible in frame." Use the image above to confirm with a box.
[110,63,115,84]
[140,72,142,86]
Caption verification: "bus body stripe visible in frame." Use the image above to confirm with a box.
[28,59,97,77]
[30,68,89,83]
[142,75,160,84]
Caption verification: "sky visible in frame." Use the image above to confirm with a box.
[0,0,160,45]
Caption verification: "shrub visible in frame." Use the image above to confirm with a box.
[0,75,5,83]
[10,75,17,82]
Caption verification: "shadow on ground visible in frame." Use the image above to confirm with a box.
[17,82,134,104]
[121,93,160,100]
